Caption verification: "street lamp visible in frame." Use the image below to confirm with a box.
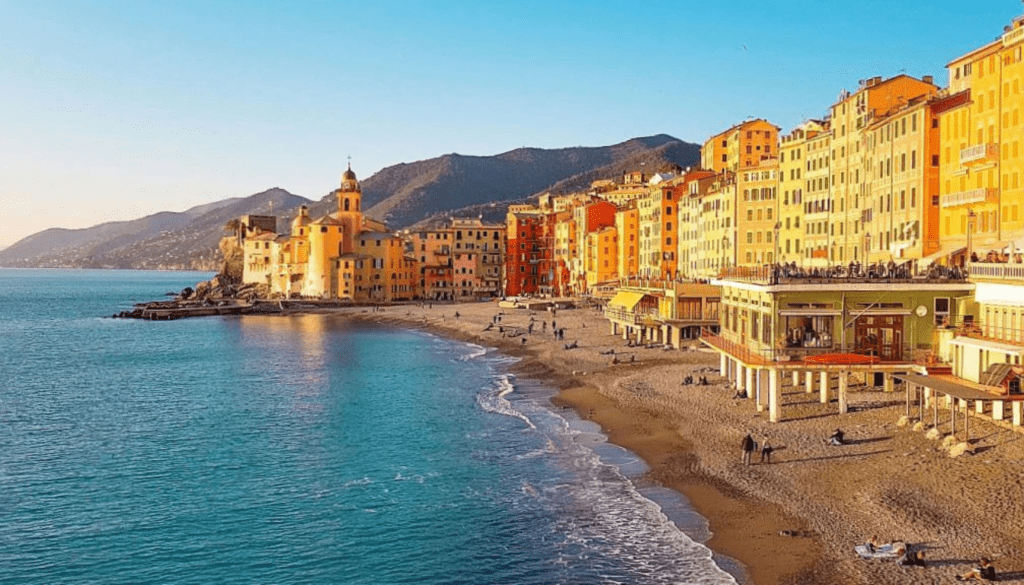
[966,208,977,266]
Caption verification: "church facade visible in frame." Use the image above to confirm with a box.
[242,165,418,302]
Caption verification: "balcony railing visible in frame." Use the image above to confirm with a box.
[940,187,997,208]
[717,262,969,285]
[960,143,998,166]
[956,323,1024,346]
[704,328,921,365]
[967,261,1024,282]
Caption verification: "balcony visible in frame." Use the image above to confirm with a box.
[960,143,998,167]
[940,187,997,208]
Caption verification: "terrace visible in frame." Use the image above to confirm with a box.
[717,262,969,286]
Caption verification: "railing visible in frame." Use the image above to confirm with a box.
[705,328,921,364]
[967,262,1024,282]
[940,187,997,208]
[717,262,969,285]
[604,307,657,325]
[956,323,1024,346]
[960,143,998,166]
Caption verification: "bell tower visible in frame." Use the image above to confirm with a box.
[337,161,363,254]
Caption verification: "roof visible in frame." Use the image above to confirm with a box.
[951,336,1024,355]
[895,374,1004,401]
[312,214,344,226]
[980,363,1016,386]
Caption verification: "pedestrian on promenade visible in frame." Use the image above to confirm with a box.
[760,438,773,464]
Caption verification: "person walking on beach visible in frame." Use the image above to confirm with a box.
[741,434,755,465]
[760,437,773,464]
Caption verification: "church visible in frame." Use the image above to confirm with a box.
[241,164,418,302]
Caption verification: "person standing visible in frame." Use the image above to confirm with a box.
[760,438,773,464]
[741,434,755,465]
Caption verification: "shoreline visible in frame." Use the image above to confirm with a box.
[300,301,1024,585]
[340,303,820,584]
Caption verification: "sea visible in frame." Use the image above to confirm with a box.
[0,269,741,584]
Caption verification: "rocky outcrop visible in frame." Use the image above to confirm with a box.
[217,236,244,286]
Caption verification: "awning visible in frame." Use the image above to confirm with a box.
[779,309,842,316]
[950,336,1024,355]
[921,245,966,266]
[608,291,646,311]
[894,374,1004,401]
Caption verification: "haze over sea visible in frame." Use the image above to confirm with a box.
[0,269,737,584]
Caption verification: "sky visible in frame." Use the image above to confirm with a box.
[2,0,1022,248]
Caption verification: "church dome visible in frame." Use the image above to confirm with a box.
[342,163,357,182]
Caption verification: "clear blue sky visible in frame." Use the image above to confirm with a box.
[1,0,1021,247]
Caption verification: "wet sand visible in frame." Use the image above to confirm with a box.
[333,300,1024,585]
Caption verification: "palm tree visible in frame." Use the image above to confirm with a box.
[223,218,242,244]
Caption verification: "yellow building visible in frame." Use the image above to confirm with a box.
[826,75,938,265]
[862,95,942,263]
[636,183,679,278]
[938,17,1024,259]
[736,157,779,267]
[802,129,834,267]
[240,164,418,302]
[777,120,825,265]
[695,172,736,279]
[676,170,716,278]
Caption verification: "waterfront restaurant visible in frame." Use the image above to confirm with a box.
[702,264,974,422]
[606,280,720,348]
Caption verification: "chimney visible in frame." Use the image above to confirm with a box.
[923,75,934,85]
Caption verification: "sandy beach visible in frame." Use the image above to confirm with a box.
[332,300,1024,585]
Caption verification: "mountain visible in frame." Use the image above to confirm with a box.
[0,189,311,270]
[307,134,700,228]
[0,134,700,269]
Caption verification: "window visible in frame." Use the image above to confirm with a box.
[935,298,950,326]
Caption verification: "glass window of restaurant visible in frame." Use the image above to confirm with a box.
[784,316,834,348]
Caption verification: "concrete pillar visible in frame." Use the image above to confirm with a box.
[720,354,728,377]
[838,373,849,415]
[993,400,1005,421]
[923,388,933,408]
[746,367,755,403]
[805,371,814,394]
[819,371,830,404]
[975,400,985,415]
[736,362,745,394]
[756,369,767,412]
[610,321,618,336]
[883,372,894,393]
[791,371,800,387]
[1013,401,1023,427]
[958,398,968,411]
[769,369,783,423]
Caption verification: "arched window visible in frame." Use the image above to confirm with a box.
[344,198,350,211]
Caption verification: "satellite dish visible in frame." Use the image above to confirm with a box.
[915,305,928,317]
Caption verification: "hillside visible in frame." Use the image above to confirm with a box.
[0,189,311,270]
[0,134,700,269]
[307,134,700,228]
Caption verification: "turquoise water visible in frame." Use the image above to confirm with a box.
[0,269,737,584]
